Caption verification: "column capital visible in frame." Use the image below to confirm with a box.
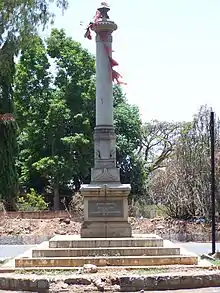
[92,20,117,34]
[98,5,110,20]
[92,4,117,34]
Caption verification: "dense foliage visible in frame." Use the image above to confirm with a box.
[0,0,68,210]
[14,30,144,209]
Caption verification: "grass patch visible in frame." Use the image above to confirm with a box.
[15,269,78,275]
[209,260,220,266]
[131,268,169,275]
[14,267,170,276]
[0,258,10,266]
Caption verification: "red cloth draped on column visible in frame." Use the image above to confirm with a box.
[84,9,126,85]
[84,22,93,40]
[94,10,101,23]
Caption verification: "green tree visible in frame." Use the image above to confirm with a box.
[0,0,68,210]
[15,35,52,195]
[15,30,95,209]
[17,188,48,212]
[15,31,145,209]
[113,87,145,200]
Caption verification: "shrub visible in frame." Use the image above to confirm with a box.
[17,188,48,212]
[68,192,83,219]
[129,201,167,218]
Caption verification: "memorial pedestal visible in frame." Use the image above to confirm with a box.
[80,5,132,238]
[80,183,132,238]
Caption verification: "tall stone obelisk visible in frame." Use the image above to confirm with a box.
[80,4,132,238]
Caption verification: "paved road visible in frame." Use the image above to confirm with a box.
[178,242,220,256]
[0,245,36,260]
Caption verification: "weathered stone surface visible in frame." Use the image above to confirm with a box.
[37,279,50,289]
[81,221,132,238]
[91,167,120,182]
[1,272,220,292]
[119,273,220,292]
[64,277,91,285]
[119,276,144,291]
[29,279,39,289]
[15,255,198,268]
[93,278,105,292]
[32,246,180,258]
[112,284,120,291]
[49,234,163,248]
[82,264,98,274]
[88,199,124,218]
[0,276,49,292]
[0,277,9,289]
[92,127,118,173]
[50,282,98,293]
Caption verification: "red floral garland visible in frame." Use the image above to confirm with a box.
[84,9,126,85]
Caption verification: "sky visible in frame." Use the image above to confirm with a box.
[45,0,220,122]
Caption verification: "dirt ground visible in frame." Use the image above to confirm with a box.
[36,268,220,293]
[0,216,218,238]
[1,268,220,293]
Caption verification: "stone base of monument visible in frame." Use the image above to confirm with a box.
[80,182,132,238]
[81,221,132,238]
[14,234,198,268]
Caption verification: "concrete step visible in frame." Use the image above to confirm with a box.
[49,234,163,248]
[15,255,198,268]
[32,247,180,257]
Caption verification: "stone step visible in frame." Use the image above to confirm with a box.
[49,234,163,248]
[32,247,180,258]
[15,255,198,268]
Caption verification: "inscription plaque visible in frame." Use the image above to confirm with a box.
[88,199,124,217]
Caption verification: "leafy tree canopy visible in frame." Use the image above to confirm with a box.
[0,0,68,210]
[14,30,146,208]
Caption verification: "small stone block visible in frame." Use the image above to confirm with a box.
[0,277,9,289]
[37,279,50,289]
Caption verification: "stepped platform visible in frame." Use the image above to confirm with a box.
[14,234,198,268]
[49,234,163,248]
[32,246,180,257]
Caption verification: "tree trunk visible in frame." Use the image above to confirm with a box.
[53,183,60,210]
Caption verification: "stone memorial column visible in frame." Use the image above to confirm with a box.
[80,4,132,238]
